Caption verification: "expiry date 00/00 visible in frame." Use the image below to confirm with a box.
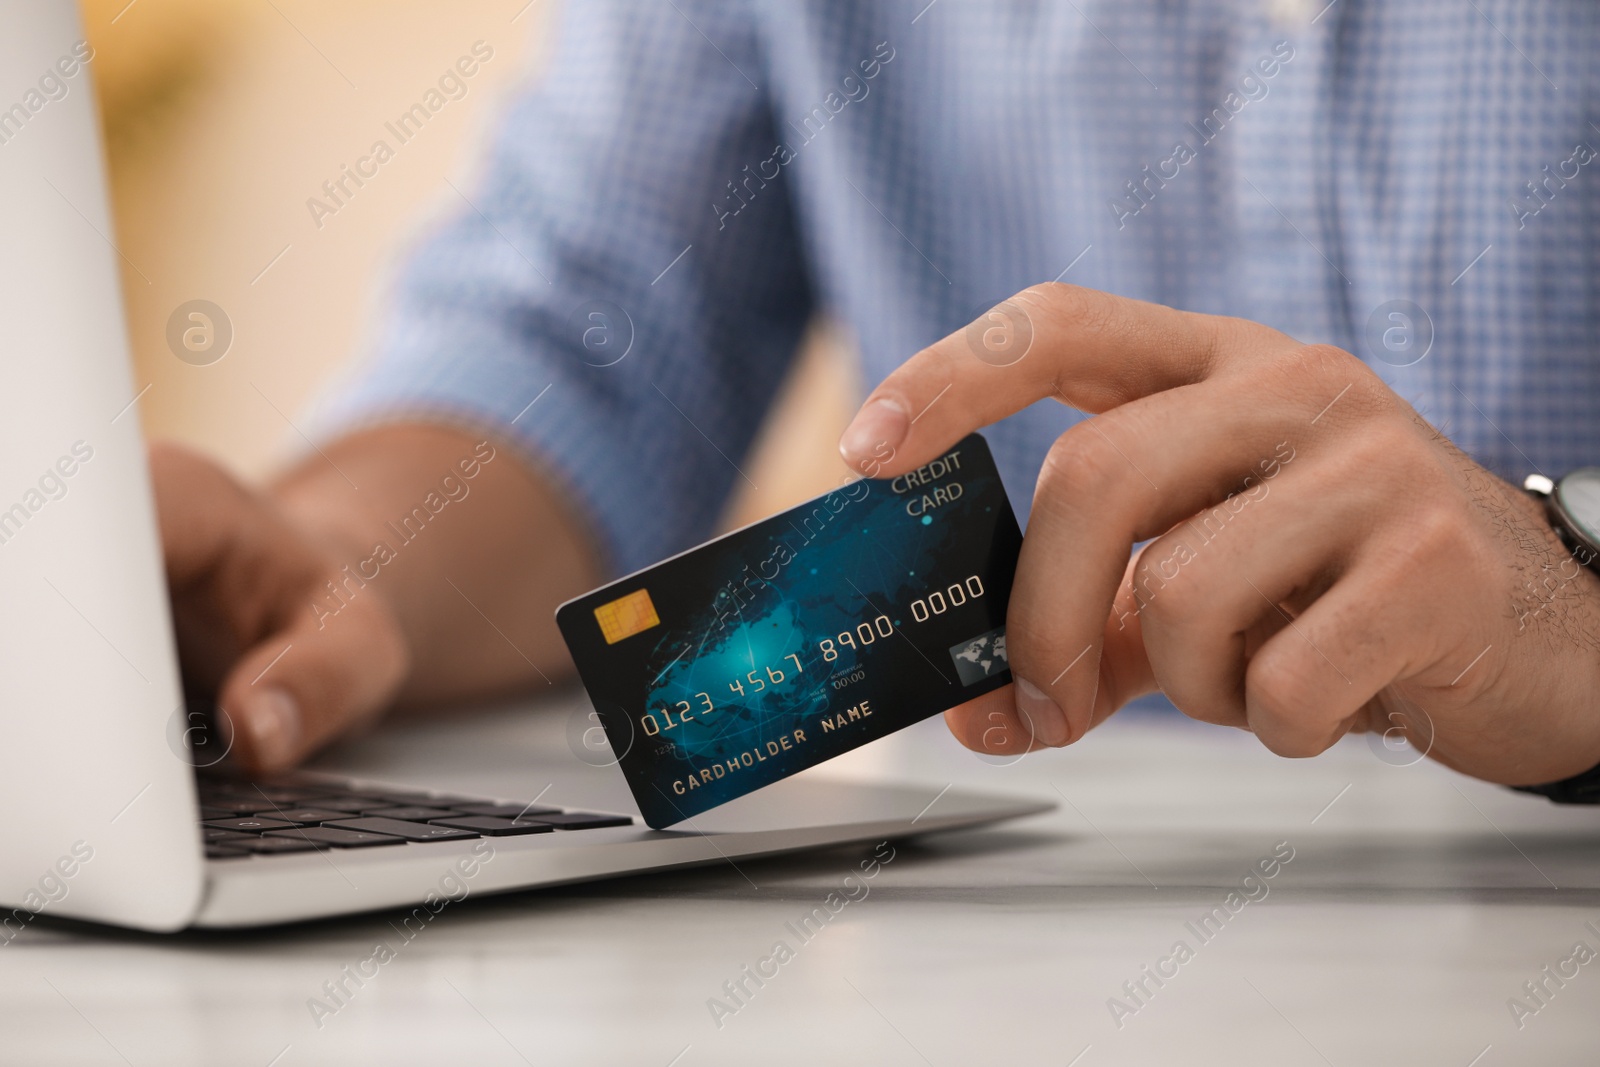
[831,667,866,691]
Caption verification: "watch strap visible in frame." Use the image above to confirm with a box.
[1513,761,1600,804]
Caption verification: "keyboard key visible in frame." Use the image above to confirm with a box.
[198,806,236,819]
[524,812,635,830]
[364,791,448,806]
[202,817,299,833]
[324,818,480,842]
[236,785,334,804]
[298,796,386,813]
[362,806,461,821]
[450,803,562,819]
[425,794,499,808]
[250,808,351,826]
[198,783,276,798]
[426,816,556,837]
[255,773,327,786]
[236,834,326,854]
[264,827,407,849]
[202,828,260,843]
[197,798,272,814]
[205,845,251,860]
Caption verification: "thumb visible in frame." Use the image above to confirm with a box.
[944,548,1155,754]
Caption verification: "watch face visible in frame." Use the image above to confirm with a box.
[1556,468,1600,545]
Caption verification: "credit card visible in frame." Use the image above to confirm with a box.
[556,432,1022,829]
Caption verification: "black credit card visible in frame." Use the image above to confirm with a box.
[556,433,1022,828]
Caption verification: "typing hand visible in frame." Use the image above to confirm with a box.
[150,443,408,776]
[839,285,1600,786]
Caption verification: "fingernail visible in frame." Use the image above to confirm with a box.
[839,397,910,470]
[245,687,300,770]
[1015,677,1069,747]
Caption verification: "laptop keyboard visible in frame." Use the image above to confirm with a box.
[195,774,634,860]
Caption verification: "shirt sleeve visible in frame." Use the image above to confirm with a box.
[312,0,813,577]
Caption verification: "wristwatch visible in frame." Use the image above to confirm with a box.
[1516,469,1600,803]
[1523,469,1600,570]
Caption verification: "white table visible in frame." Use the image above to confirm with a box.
[4,693,1597,1066]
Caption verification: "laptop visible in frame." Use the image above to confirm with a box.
[0,4,1047,931]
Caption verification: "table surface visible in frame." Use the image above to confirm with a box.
[4,691,1598,1066]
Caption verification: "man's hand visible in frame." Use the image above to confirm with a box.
[838,284,1600,786]
[151,424,601,776]
[152,443,409,776]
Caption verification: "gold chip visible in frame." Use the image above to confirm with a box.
[593,588,660,644]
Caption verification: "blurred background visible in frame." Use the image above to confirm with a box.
[83,0,854,530]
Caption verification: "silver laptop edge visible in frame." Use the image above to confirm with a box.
[193,772,1048,928]
[0,2,204,932]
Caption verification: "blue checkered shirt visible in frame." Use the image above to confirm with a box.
[320,0,1600,577]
